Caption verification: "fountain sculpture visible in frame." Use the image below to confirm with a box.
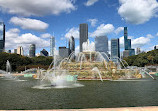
[34,39,155,87]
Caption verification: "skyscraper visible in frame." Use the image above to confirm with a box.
[95,36,108,54]
[136,47,141,55]
[29,44,36,57]
[129,49,135,56]
[40,49,48,56]
[123,50,130,58]
[123,49,135,58]
[127,39,131,49]
[154,45,158,50]
[123,27,135,57]
[111,38,120,59]
[17,46,24,56]
[59,47,69,58]
[124,27,128,50]
[14,49,17,54]
[0,22,5,52]
[50,36,55,56]
[80,23,88,52]
[69,36,75,55]
[6,50,11,53]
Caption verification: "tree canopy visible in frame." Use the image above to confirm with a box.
[0,52,53,72]
[123,49,158,67]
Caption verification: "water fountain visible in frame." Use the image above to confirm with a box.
[3,60,17,80]
[61,39,152,80]
[33,48,83,89]
[33,39,155,88]
[92,67,103,82]
[0,60,28,81]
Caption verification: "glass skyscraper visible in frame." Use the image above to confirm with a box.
[124,27,132,50]
[124,27,128,50]
[111,38,120,59]
[50,36,55,56]
[59,47,69,58]
[69,36,75,55]
[40,49,48,56]
[80,23,88,52]
[123,27,135,57]
[0,22,5,52]
[29,44,36,57]
[127,39,131,49]
[95,36,108,54]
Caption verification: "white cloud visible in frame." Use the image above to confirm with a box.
[118,0,158,24]
[65,27,79,39]
[119,36,124,48]
[132,37,151,48]
[84,0,99,6]
[10,17,49,31]
[88,19,98,27]
[146,34,154,38]
[156,33,158,36]
[60,37,65,40]
[115,27,124,35]
[41,33,51,39]
[5,28,50,54]
[0,0,76,16]
[90,24,114,37]
[119,34,153,48]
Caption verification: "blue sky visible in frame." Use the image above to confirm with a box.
[0,0,158,55]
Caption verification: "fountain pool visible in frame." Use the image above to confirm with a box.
[0,77,158,110]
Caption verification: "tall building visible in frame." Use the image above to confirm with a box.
[129,49,135,56]
[123,49,135,58]
[14,49,17,54]
[123,50,130,58]
[124,27,128,50]
[40,49,48,56]
[50,36,55,56]
[29,44,36,57]
[95,36,108,54]
[154,45,158,50]
[59,47,69,58]
[7,50,11,53]
[124,27,132,50]
[6,50,11,53]
[80,23,88,52]
[136,47,141,55]
[111,38,120,59]
[69,36,75,55]
[17,46,24,56]
[127,39,131,49]
[0,22,5,52]
[123,27,135,57]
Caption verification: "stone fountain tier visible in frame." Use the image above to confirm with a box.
[79,51,97,62]
[34,51,142,81]
[60,61,142,80]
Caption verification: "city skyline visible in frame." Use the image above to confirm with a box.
[0,0,158,54]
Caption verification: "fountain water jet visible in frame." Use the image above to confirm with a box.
[33,53,84,89]
[92,67,103,82]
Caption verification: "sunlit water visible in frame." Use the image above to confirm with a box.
[32,83,84,89]
[0,77,158,110]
